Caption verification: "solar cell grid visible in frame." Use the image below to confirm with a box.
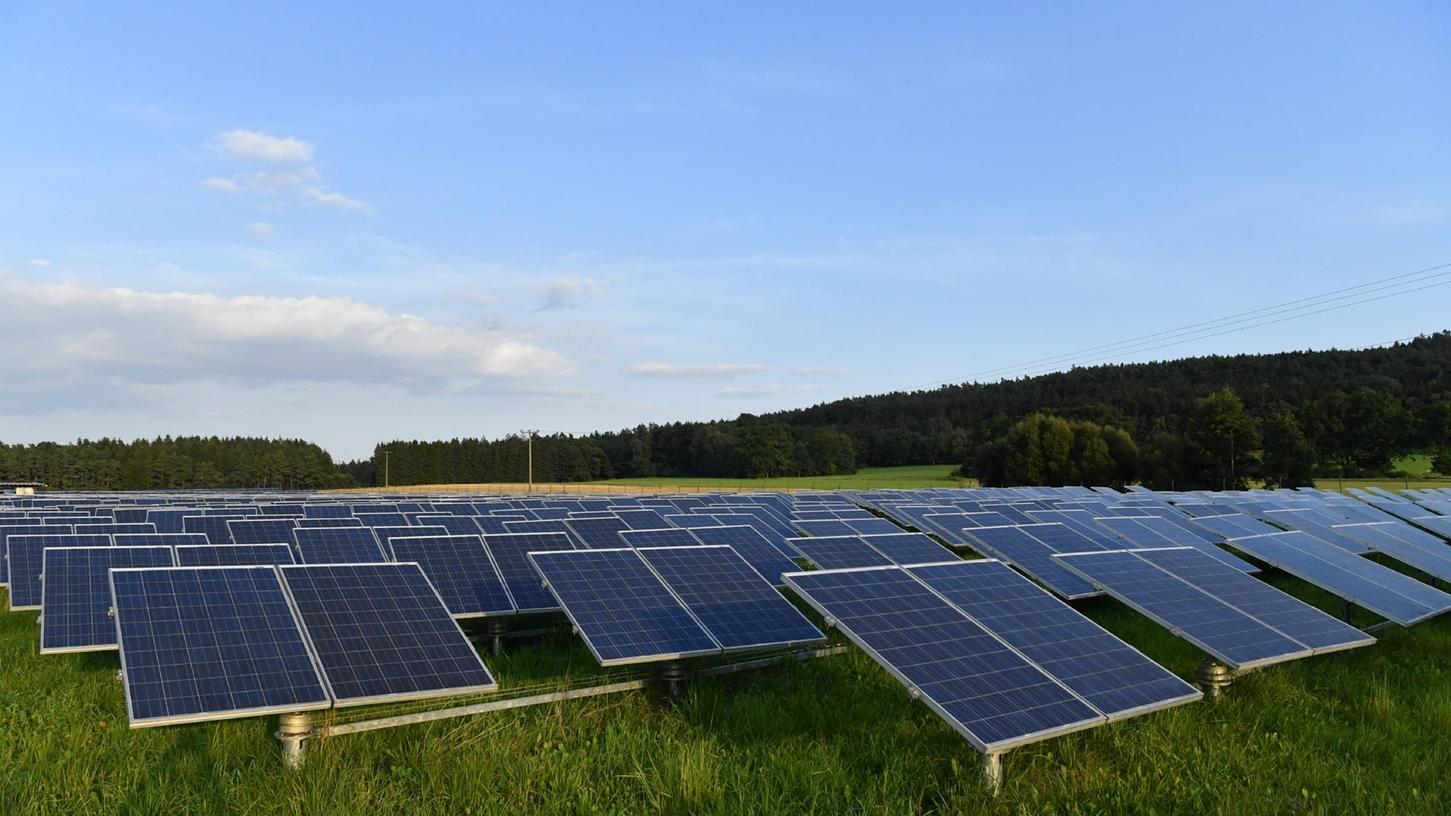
[958,526,1099,600]
[292,526,388,564]
[480,532,575,612]
[387,535,514,617]
[857,532,955,565]
[636,546,823,651]
[620,527,702,549]
[175,544,296,567]
[1054,550,1313,670]
[8,533,114,609]
[280,563,498,705]
[111,566,330,726]
[40,546,176,653]
[685,525,800,586]
[782,566,1104,753]
[906,560,1201,719]
[529,548,720,665]
[112,533,209,549]
[563,516,632,549]
[789,535,894,570]
[227,519,298,546]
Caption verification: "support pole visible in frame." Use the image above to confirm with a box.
[982,752,1003,796]
[1342,600,1354,624]
[486,618,508,657]
[660,660,688,698]
[276,711,315,770]
[1197,659,1233,699]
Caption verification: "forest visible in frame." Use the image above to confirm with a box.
[3,332,1447,490]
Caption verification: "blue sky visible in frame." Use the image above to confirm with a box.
[1,3,1448,460]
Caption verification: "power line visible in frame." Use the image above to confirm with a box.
[907,261,1451,389]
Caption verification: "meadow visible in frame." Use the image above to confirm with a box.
[4,562,1450,815]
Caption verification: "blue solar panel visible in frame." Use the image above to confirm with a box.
[563,516,632,548]
[857,532,956,565]
[111,566,330,726]
[176,544,297,567]
[959,526,1100,600]
[843,518,904,536]
[292,527,387,564]
[789,536,894,570]
[295,518,366,529]
[503,519,584,548]
[40,546,176,653]
[1097,516,1259,573]
[613,508,671,530]
[664,514,725,530]
[687,525,801,586]
[280,563,498,706]
[387,535,514,617]
[113,533,210,549]
[907,560,1201,719]
[72,523,158,536]
[8,533,113,609]
[1054,550,1313,670]
[792,519,859,538]
[782,566,1104,753]
[413,516,486,536]
[1131,547,1374,654]
[636,546,824,651]
[1,521,57,585]
[1226,532,1451,626]
[474,515,527,534]
[368,525,448,557]
[226,519,298,546]
[620,528,701,549]
[1331,523,1451,580]
[529,548,720,665]
[476,532,575,613]
[302,505,355,519]
[182,515,246,545]
[355,512,411,528]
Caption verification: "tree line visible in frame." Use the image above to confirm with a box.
[5,332,1447,489]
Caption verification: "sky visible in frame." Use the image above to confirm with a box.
[1,3,1448,461]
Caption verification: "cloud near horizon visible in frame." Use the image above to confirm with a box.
[203,129,374,215]
[0,272,570,405]
[630,362,770,379]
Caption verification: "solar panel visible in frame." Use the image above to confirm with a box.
[636,546,824,651]
[226,518,298,546]
[279,563,498,705]
[843,518,904,536]
[175,544,297,567]
[1097,516,1259,572]
[958,526,1100,600]
[1226,532,1451,626]
[112,533,210,549]
[1,522,64,585]
[563,516,632,549]
[789,535,894,570]
[1131,547,1374,654]
[792,519,860,538]
[529,548,720,665]
[620,527,702,548]
[782,566,1104,753]
[182,515,246,545]
[111,566,330,727]
[1331,523,1451,581]
[858,532,956,565]
[476,532,575,613]
[295,518,366,529]
[1054,550,1314,670]
[613,508,672,530]
[8,533,113,610]
[907,560,1201,719]
[686,525,800,586]
[40,546,176,653]
[413,516,486,536]
[387,535,515,617]
[72,523,158,536]
[368,525,449,556]
[293,526,388,564]
[355,512,411,528]
[302,504,355,519]
[503,519,584,548]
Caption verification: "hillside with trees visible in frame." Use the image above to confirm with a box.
[6,333,1448,490]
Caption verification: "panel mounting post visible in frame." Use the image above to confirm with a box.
[660,660,688,698]
[981,752,1003,795]
[485,618,508,657]
[1197,658,1233,698]
[276,711,315,770]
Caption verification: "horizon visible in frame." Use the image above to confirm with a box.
[3,4,1448,460]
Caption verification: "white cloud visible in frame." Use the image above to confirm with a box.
[246,222,275,239]
[202,129,372,215]
[202,177,241,193]
[28,258,52,267]
[213,129,315,164]
[719,383,818,397]
[0,272,570,410]
[630,362,769,379]
[794,366,849,375]
[538,275,602,311]
[300,186,375,215]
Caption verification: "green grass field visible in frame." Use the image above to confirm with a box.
[4,564,1450,815]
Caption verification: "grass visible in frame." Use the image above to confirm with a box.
[4,565,1451,815]
[590,464,975,491]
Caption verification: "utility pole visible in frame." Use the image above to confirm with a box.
[520,430,538,493]
[384,451,390,488]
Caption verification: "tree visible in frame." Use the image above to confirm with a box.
[1003,414,1075,485]
[1259,408,1316,488]
[1190,387,1259,489]
[738,422,794,478]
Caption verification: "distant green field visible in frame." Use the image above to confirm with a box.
[591,464,975,491]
